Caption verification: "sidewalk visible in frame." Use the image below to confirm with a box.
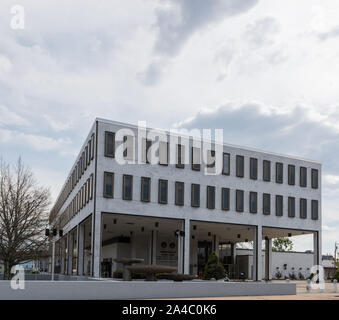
[163,280,339,300]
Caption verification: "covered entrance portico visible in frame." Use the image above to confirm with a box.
[99,213,185,278]
[190,221,257,280]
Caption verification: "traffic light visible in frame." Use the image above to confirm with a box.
[45,229,50,236]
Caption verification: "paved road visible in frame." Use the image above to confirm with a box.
[162,281,339,300]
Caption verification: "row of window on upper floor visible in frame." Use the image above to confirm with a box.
[50,134,95,222]
[103,172,319,220]
[58,174,94,229]
[104,132,319,189]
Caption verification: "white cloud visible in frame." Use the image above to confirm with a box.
[0,105,30,126]
[0,127,73,153]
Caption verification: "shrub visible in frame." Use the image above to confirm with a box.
[332,271,339,282]
[29,270,40,274]
[112,269,146,279]
[307,273,314,280]
[289,273,297,280]
[275,271,282,279]
[298,272,304,280]
[113,269,123,278]
[202,252,226,280]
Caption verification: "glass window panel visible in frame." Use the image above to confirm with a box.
[222,153,230,175]
[276,195,283,216]
[236,190,244,212]
[288,165,295,185]
[250,192,257,213]
[276,163,283,183]
[236,155,244,178]
[250,158,258,180]
[221,188,230,211]
[263,193,271,215]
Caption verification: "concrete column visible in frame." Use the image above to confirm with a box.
[253,225,262,281]
[231,243,237,265]
[177,225,184,274]
[152,230,158,264]
[313,230,322,266]
[67,232,73,275]
[92,211,102,278]
[148,232,152,264]
[60,238,65,274]
[214,235,220,258]
[77,224,85,276]
[184,219,190,274]
[265,238,272,280]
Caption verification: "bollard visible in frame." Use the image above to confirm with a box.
[334,279,337,293]
[306,279,311,293]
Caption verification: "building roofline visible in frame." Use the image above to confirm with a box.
[95,117,322,164]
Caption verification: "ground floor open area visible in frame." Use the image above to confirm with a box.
[52,212,321,282]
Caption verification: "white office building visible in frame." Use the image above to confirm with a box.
[49,118,322,280]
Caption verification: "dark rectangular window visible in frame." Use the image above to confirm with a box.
[206,186,215,209]
[207,150,215,168]
[123,136,128,158]
[250,158,258,180]
[263,160,271,182]
[141,177,151,202]
[249,192,257,213]
[103,172,114,198]
[300,198,307,219]
[276,195,283,216]
[105,131,115,157]
[263,193,271,215]
[276,162,283,183]
[85,146,88,170]
[175,181,184,206]
[236,190,244,212]
[91,134,95,160]
[176,144,185,168]
[300,167,307,187]
[311,169,319,189]
[221,188,230,211]
[311,200,318,220]
[123,175,133,200]
[159,141,168,165]
[191,184,200,207]
[158,179,168,204]
[192,147,201,171]
[222,153,230,175]
[89,174,93,200]
[288,165,295,185]
[87,141,91,165]
[146,139,152,164]
[82,151,86,174]
[288,197,295,217]
[236,155,244,178]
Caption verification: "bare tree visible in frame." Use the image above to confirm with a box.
[0,158,51,280]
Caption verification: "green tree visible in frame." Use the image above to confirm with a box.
[202,252,226,280]
[272,237,293,252]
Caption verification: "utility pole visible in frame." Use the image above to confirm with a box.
[335,242,338,268]
[45,227,63,281]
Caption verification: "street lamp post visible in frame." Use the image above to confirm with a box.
[45,227,63,281]
[51,238,55,281]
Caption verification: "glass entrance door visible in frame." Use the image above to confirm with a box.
[197,241,212,277]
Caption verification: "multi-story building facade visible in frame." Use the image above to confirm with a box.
[49,118,322,280]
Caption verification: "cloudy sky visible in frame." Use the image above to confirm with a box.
[0,0,338,255]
